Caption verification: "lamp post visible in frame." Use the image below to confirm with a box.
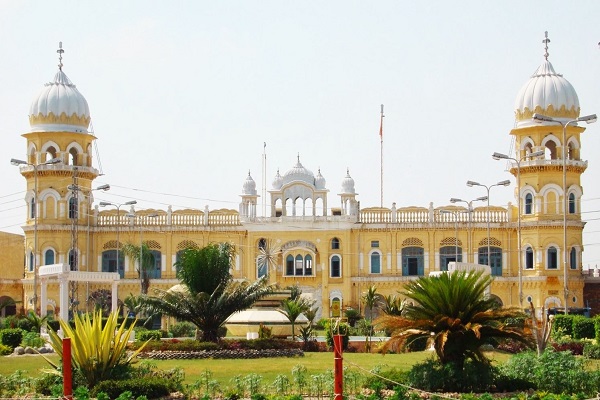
[532,112,597,313]
[449,196,488,262]
[127,212,158,294]
[493,150,545,307]
[466,180,511,268]
[11,157,61,314]
[100,200,137,277]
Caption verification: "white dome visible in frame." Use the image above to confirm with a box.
[29,69,91,133]
[340,169,356,194]
[242,171,257,195]
[514,59,580,127]
[315,168,326,189]
[281,157,315,187]
[272,169,283,190]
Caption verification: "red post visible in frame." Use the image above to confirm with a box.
[333,334,343,400]
[63,337,72,399]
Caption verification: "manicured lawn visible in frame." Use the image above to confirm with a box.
[0,350,512,385]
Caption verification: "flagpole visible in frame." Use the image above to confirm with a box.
[262,142,267,217]
[380,104,384,208]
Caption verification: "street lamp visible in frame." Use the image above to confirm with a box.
[493,149,545,307]
[532,112,597,312]
[100,200,137,277]
[450,196,488,262]
[466,180,510,268]
[11,156,61,314]
[127,212,158,293]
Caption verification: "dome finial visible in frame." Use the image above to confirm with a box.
[57,41,65,71]
[297,153,300,163]
[543,31,550,61]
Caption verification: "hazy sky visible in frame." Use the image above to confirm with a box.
[1,1,600,266]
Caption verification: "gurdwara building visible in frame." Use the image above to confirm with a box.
[1,36,596,321]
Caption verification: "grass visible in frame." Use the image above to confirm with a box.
[0,350,513,385]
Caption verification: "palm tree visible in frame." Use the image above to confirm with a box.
[141,242,275,342]
[381,294,405,316]
[377,270,532,371]
[278,298,313,340]
[122,242,156,294]
[362,285,378,352]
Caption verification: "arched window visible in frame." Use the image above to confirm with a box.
[440,246,461,271]
[28,251,34,272]
[330,255,341,277]
[102,250,124,278]
[524,193,533,215]
[525,246,534,269]
[295,255,303,275]
[69,147,78,165]
[570,248,577,270]
[547,246,558,269]
[68,249,77,271]
[68,197,78,219]
[331,238,340,250]
[478,246,503,276]
[30,197,36,219]
[148,250,162,279]
[286,255,294,275]
[370,251,381,274]
[569,193,576,214]
[402,247,424,276]
[304,254,313,276]
[44,249,55,265]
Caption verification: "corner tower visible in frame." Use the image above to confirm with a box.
[509,32,595,311]
[15,43,100,311]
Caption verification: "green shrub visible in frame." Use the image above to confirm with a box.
[91,377,175,399]
[572,316,595,339]
[169,321,195,338]
[136,330,162,342]
[21,331,45,348]
[314,318,328,330]
[0,343,12,355]
[407,358,497,392]
[0,328,24,349]
[363,368,408,390]
[501,349,600,395]
[584,342,600,359]
[17,317,36,332]
[552,314,574,337]
[34,373,62,395]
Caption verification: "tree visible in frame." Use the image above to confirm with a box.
[362,285,379,352]
[122,242,156,294]
[141,242,274,342]
[381,294,405,316]
[377,270,532,371]
[278,297,313,340]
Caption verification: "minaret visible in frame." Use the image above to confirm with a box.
[510,32,591,311]
[16,43,100,312]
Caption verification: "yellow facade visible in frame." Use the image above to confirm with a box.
[6,40,594,321]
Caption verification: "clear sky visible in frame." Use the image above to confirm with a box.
[1,1,600,266]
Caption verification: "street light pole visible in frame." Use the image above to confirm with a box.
[450,196,488,262]
[11,157,61,314]
[466,180,511,268]
[100,200,137,276]
[532,112,597,312]
[493,150,545,307]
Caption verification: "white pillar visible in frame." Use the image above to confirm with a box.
[40,277,48,317]
[59,275,69,322]
[111,281,119,313]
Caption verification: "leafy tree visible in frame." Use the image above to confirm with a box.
[141,242,274,342]
[122,242,156,294]
[377,270,533,372]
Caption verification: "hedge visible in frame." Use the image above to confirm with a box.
[552,314,574,337]
[572,315,595,339]
[91,377,175,399]
[0,328,24,349]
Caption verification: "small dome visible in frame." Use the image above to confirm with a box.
[340,169,356,194]
[514,35,580,128]
[315,168,326,189]
[281,156,315,187]
[29,68,91,133]
[272,169,283,190]
[242,171,257,195]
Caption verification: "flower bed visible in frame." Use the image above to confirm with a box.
[138,348,304,359]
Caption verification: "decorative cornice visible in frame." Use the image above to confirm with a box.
[29,112,90,128]
[515,105,580,122]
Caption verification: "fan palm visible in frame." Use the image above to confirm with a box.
[377,270,532,370]
[121,242,155,294]
[278,297,313,340]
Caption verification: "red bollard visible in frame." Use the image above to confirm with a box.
[333,334,343,400]
[63,337,72,399]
